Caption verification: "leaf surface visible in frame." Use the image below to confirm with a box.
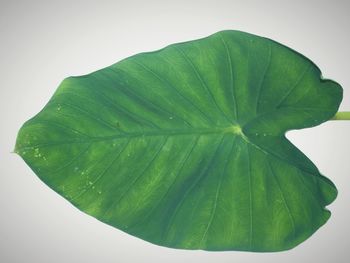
[15,30,342,252]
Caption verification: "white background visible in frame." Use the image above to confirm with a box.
[1,0,349,262]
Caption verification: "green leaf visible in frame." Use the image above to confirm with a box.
[15,30,342,252]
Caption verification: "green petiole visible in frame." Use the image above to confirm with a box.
[331,111,350,120]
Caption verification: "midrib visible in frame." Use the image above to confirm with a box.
[16,125,243,151]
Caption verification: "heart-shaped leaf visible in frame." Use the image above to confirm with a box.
[15,30,342,252]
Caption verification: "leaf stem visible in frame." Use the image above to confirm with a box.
[331,111,350,120]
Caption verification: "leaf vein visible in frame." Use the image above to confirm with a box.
[276,64,312,108]
[102,137,169,217]
[135,60,215,126]
[163,135,226,242]
[108,67,193,127]
[267,159,296,239]
[255,41,272,114]
[246,143,253,250]
[50,100,122,133]
[199,136,237,247]
[218,33,238,119]
[71,139,131,201]
[86,82,161,129]
[173,46,233,124]
[128,135,201,230]
[45,143,92,176]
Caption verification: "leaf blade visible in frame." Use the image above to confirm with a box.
[15,30,342,252]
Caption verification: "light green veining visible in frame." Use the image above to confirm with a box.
[15,30,342,252]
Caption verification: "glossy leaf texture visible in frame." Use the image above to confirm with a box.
[15,30,343,252]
